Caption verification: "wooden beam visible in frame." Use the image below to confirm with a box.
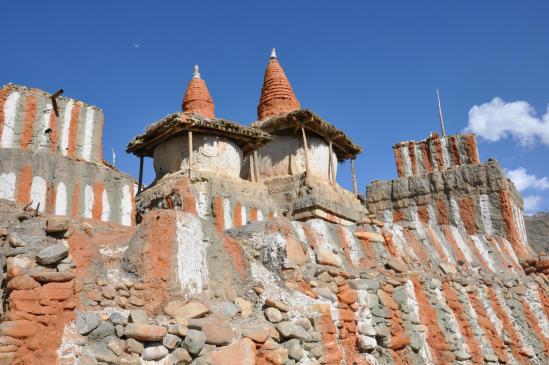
[328,141,334,184]
[188,131,193,177]
[351,158,358,196]
[137,155,144,194]
[301,126,310,177]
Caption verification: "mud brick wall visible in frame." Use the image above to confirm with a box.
[0,83,103,163]
[393,133,480,178]
[0,149,135,226]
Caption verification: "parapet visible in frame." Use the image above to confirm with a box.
[393,133,480,177]
[0,83,104,163]
[0,83,135,226]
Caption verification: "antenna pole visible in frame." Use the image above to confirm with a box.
[436,89,447,136]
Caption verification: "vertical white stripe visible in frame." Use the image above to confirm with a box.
[511,201,528,247]
[0,172,16,201]
[439,137,452,169]
[427,204,438,226]
[450,198,465,231]
[429,225,456,264]
[30,176,46,212]
[54,182,67,216]
[400,146,413,177]
[470,236,496,272]
[176,214,209,300]
[121,184,132,226]
[383,210,393,224]
[81,107,95,161]
[101,189,110,222]
[84,184,93,219]
[479,194,494,235]
[257,209,263,222]
[342,226,362,265]
[241,205,247,225]
[222,198,231,230]
[60,100,74,156]
[414,143,424,175]
[196,192,207,219]
[1,91,21,148]
[500,237,522,268]
[38,101,53,149]
[291,221,316,262]
[528,287,549,338]
[449,225,474,263]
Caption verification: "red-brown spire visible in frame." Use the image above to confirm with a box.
[257,49,301,120]
[182,65,215,118]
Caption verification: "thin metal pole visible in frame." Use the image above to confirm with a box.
[436,89,447,136]
[137,155,144,194]
[253,151,261,182]
[301,126,310,177]
[351,158,358,196]
[188,131,193,177]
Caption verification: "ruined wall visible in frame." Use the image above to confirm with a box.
[0,83,104,163]
[153,133,243,179]
[393,133,480,178]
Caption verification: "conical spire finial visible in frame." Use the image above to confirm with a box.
[182,65,215,118]
[257,50,300,120]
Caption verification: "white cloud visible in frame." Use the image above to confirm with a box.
[505,167,549,191]
[133,44,140,48]
[523,195,542,214]
[467,97,549,146]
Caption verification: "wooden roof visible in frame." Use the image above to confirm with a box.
[127,112,273,157]
[251,109,363,161]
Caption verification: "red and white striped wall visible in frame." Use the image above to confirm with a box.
[0,83,104,163]
[393,133,480,178]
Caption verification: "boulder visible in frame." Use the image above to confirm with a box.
[35,242,69,265]
[124,323,167,341]
[76,313,100,335]
[354,231,385,243]
[315,248,343,267]
[242,323,271,343]
[206,338,256,365]
[29,270,75,283]
[264,307,283,323]
[183,329,206,355]
[164,300,209,320]
[46,217,70,234]
[202,317,233,345]
[386,258,407,273]
[142,345,169,361]
[6,275,40,291]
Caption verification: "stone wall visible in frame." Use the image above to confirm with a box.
[0,149,135,226]
[366,159,531,259]
[393,133,480,178]
[0,83,104,163]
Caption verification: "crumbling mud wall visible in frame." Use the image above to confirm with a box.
[0,84,104,163]
[393,133,480,178]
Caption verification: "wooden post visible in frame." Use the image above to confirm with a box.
[188,131,193,177]
[253,151,261,182]
[351,158,358,196]
[328,141,334,184]
[301,126,310,177]
[137,155,144,194]
[249,154,255,182]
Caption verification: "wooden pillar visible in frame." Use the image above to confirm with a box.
[351,158,358,196]
[188,131,193,177]
[253,151,261,182]
[137,155,144,194]
[249,154,255,182]
[328,141,334,184]
[301,126,310,177]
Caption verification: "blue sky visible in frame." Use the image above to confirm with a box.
[2,1,548,212]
